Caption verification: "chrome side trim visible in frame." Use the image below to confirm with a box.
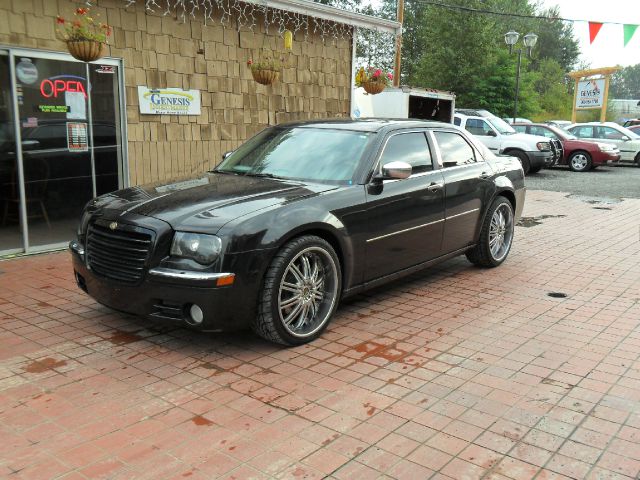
[367,219,444,243]
[148,268,234,282]
[446,208,480,220]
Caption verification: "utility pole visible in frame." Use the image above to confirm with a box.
[393,0,404,87]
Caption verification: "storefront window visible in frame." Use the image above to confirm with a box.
[0,52,23,252]
[0,50,124,255]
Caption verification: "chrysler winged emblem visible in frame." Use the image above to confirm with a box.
[109,222,118,230]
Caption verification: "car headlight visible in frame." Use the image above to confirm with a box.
[536,142,550,151]
[170,232,222,265]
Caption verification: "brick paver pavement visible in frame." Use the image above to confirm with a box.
[1,190,639,480]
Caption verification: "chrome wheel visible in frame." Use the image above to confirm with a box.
[570,153,589,171]
[278,247,338,338]
[489,203,514,262]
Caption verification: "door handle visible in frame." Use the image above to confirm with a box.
[427,182,443,192]
[479,172,491,179]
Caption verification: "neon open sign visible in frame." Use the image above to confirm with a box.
[39,75,87,99]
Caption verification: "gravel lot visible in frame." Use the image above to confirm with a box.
[524,164,640,200]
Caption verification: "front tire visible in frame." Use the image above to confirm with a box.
[466,197,515,268]
[252,235,341,346]
[568,151,592,172]
[511,151,530,175]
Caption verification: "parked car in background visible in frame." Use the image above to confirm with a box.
[545,120,572,128]
[622,119,640,128]
[70,119,525,345]
[454,109,555,174]
[567,122,640,166]
[627,125,640,135]
[504,117,532,124]
[512,122,621,172]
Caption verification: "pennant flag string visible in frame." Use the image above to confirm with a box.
[416,1,640,47]
[623,24,639,47]
[589,22,603,44]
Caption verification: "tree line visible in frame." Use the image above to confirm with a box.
[321,0,639,121]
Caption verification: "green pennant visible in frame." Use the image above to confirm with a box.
[624,24,638,47]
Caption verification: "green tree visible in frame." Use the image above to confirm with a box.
[610,64,640,98]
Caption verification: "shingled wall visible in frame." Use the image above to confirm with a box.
[0,0,354,185]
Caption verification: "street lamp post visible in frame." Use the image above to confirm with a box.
[504,31,538,123]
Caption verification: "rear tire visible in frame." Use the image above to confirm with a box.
[529,165,542,173]
[568,151,592,172]
[252,235,341,346]
[466,197,515,268]
[635,153,640,167]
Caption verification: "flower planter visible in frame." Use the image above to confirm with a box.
[251,68,279,86]
[362,81,386,95]
[66,40,105,62]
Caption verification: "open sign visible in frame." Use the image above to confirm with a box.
[40,77,87,99]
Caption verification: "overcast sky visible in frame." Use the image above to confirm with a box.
[538,0,640,68]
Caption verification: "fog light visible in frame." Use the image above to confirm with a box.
[189,304,204,324]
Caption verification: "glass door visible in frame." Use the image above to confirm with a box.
[0,51,23,254]
[14,55,94,248]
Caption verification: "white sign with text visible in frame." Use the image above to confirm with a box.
[576,79,605,109]
[138,87,201,115]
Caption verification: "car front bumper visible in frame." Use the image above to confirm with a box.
[527,150,554,168]
[70,240,266,331]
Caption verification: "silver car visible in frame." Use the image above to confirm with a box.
[567,122,640,166]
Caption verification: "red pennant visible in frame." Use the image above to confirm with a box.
[589,22,603,44]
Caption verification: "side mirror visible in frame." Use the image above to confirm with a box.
[380,161,412,180]
[222,150,233,160]
[622,136,630,141]
[486,130,497,137]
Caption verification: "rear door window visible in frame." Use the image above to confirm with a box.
[433,131,476,167]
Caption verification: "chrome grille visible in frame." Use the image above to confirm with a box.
[86,223,152,285]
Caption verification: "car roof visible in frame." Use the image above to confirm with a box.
[275,118,454,133]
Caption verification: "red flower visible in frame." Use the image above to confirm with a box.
[387,73,393,80]
[56,16,65,24]
[73,20,81,27]
[247,59,253,66]
[76,7,87,15]
[373,69,381,78]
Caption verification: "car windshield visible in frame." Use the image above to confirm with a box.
[215,127,371,184]
[486,116,516,134]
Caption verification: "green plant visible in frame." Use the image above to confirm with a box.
[355,66,393,87]
[247,50,286,72]
[56,7,112,43]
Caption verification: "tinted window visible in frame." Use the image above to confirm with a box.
[379,132,432,174]
[453,117,461,126]
[465,119,493,136]
[513,125,527,133]
[571,126,594,138]
[434,131,476,167]
[597,126,625,140]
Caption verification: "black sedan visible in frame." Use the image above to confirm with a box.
[70,119,525,345]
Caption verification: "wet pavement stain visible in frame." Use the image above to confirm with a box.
[191,415,214,426]
[25,358,67,373]
[108,330,143,346]
[517,215,567,227]
[352,341,408,362]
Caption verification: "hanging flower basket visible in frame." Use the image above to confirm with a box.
[362,81,387,95]
[251,68,280,86]
[56,7,111,63]
[66,39,106,62]
[355,66,393,95]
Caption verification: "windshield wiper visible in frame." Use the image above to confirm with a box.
[244,172,284,179]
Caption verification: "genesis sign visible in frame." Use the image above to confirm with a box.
[138,87,201,115]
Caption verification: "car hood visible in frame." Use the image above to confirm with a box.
[95,173,337,231]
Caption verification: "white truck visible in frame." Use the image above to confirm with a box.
[353,86,456,123]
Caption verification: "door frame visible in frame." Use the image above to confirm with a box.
[0,45,128,256]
